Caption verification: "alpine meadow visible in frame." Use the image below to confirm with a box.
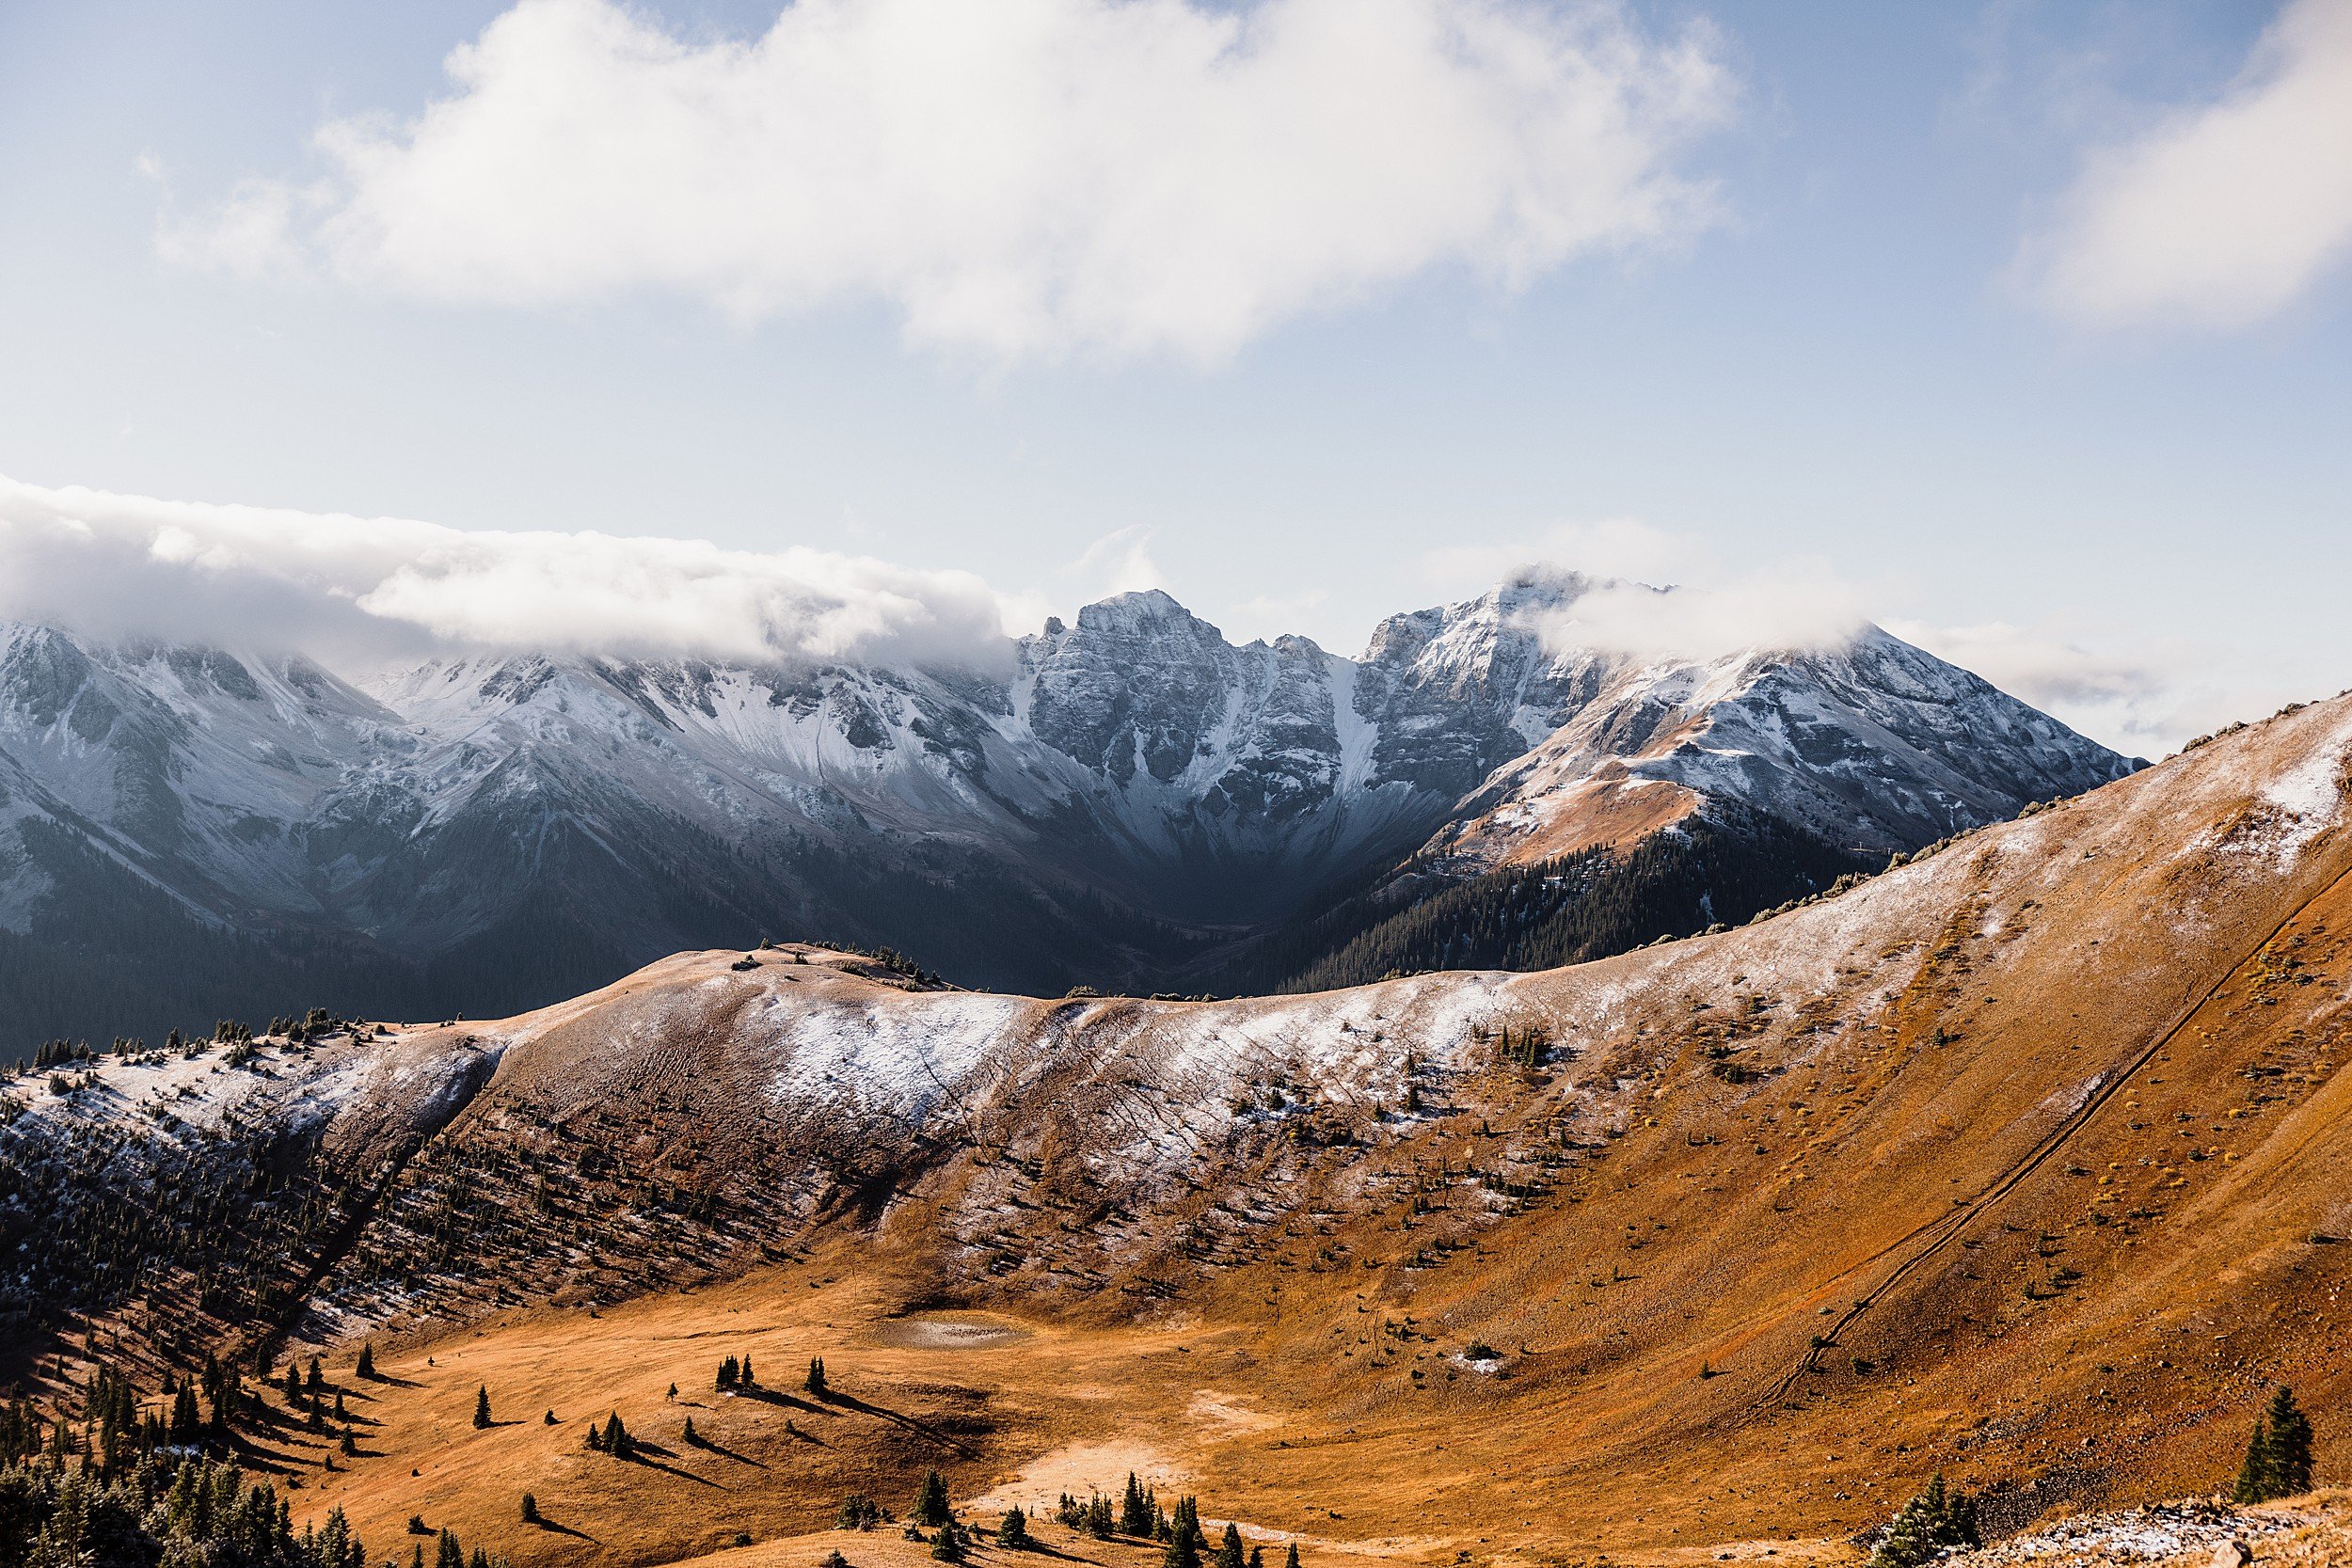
[5,3,2352,1566]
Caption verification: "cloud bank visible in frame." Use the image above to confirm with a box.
[0,476,1011,671]
[2026,0,2352,329]
[160,0,1736,362]
[1442,524,2290,755]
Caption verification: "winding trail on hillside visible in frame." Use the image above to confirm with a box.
[1747,847,2352,1415]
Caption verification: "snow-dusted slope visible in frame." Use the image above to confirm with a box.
[0,577,2136,1027]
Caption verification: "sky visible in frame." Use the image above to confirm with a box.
[1,0,2348,755]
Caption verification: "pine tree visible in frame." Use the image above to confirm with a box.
[436,1528,465,1568]
[683,1417,701,1447]
[1171,1497,1204,1551]
[999,1506,1031,1550]
[1121,1473,1152,1537]
[838,1495,882,1530]
[521,1494,540,1525]
[914,1469,952,1527]
[1283,1545,1300,1568]
[1248,1548,1264,1568]
[719,1356,739,1390]
[931,1527,966,1562]
[2268,1386,2316,1496]
[473,1387,492,1430]
[741,1354,755,1386]
[308,1356,326,1393]
[603,1412,630,1458]
[1868,1474,1979,1568]
[1216,1523,1246,1568]
[357,1344,376,1380]
[2233,1418,2276,1504]
[2234,1386,2316,1501]
[1087,1494,1115,1539]
[283,1363,303,1406]
[807,1356,828,1395]
[1164,1528,1200,1568]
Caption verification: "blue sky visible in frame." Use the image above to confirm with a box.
[1,0,2347,752]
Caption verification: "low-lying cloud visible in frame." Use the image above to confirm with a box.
[1441,525,2296,755]
[1522,571,1871,664]
[2023,0,2352,330]
[158,0,1737,363]
[0,475,1012,671]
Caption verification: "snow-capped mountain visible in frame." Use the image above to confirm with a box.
[0,574,2137,1045]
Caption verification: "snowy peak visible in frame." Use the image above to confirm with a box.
[0,579,2140,1033]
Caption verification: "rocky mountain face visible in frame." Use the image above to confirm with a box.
[0,575,2136,1047]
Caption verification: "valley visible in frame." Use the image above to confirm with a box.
[4,689,2346,1565]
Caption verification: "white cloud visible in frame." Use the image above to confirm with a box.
[1067,525,1168,598]
[1415,518,2296,754]
[1888,617,2309,760]
[1521,567,1872,664]
[1420,515,1695,600]
[2025,0,2352,329]
[0,474,1013,671]
[158,0,1736,362]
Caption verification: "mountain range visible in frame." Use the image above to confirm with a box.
[3,678,2344,1566]
[0,571,2137,1051]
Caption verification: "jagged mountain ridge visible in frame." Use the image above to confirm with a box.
[0,573,2135,1044]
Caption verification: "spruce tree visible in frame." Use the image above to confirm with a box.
[1164,1528,1200,1568]
[807,1356,828,1395]
[1216,1522,1246,1568]
[603,1412,630,1458]
[2233,1418,2277,1504]
[521,1494,540,1524]
[2268,1386,2316,1496]
[914,1469,952,1527]
[1283,1545,1299,1568]
[742,1354,755,1386]
[931,1527,966,1562]
[999,1506,1031,1550]
[2233,1386,2316,1502]
[473,1387,492,1430]
[436,1528,465,1568]
[308,1356,326,1394]
[1121,1473,1152,1537]
[1867,1474,1979,1568]
[357,1344,375,1380]
[719,1356,739,1390]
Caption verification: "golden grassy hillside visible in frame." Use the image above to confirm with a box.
[27,696,2352,1567]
